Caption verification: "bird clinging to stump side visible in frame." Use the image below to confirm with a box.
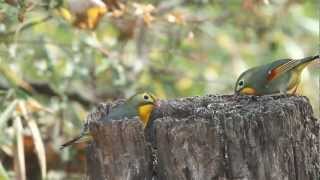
[60,92,158,149]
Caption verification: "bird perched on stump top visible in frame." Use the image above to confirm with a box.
[60,92,158,149]
[234,55,319,95]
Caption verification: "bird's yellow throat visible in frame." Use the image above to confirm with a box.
[138,104,155,128]
[240,87,256,95]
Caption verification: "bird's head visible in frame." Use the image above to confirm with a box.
[129,92,158,107]
[128,92,159,128]
[234,69,257,95]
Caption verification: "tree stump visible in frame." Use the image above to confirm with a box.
[86,95,320,180]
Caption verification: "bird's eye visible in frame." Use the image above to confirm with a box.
[143,95,149,100]
[238,80,244,87]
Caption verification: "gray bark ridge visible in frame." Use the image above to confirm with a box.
[86,95,320,180]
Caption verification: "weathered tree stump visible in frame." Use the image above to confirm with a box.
[86,95,320,180]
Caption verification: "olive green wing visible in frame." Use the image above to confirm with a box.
[267,55,319,82]
[105,102,137,121]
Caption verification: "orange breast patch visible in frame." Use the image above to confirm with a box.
[138,104,155,128]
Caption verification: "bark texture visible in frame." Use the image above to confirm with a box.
[86,95,320,180]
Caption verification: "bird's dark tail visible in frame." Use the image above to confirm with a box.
[295,54,320,71]
[300,54,319,63]
[60,133,91,150]
[60,135,82,150]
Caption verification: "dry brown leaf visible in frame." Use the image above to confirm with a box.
[13,116,26,180]
[143,13,155,26]
[112,9,125,17]
[133,3,155,26]
[166,11,185,25]
[15,98,53,114]
[109,2,126,17]
[26,119,47,179]
[61,0,108,30]
[17,100,47,179]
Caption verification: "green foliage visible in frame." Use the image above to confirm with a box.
[0,161,10,180]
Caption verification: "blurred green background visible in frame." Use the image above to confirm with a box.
[0,0,318,179]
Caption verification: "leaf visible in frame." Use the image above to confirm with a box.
[0,161,10,180]
[59,7,73,22]
[133,3,155,25]
[166,11,185,25]
[0,144,13,157]
[13,116,26,180]
[15,98,53,114]
[0,90,6,96]
[0,63,33,93]
[63,0,107,29]
[0,100,18,131]
[26,119,47,179]
[18,100,47,179]
[15,89,29,100]
[0,95,16,149]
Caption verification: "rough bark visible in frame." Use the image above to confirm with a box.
[86,95,320,180]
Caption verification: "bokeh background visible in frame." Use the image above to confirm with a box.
[0,0,318,179]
